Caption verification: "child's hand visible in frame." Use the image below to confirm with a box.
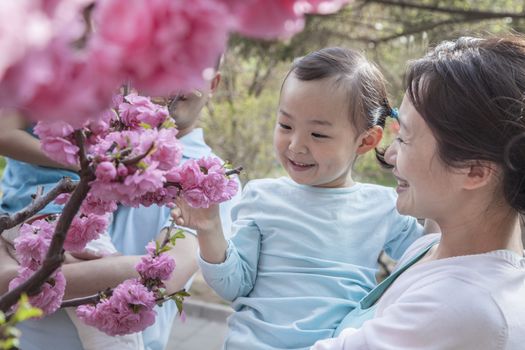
[170,197,221,235]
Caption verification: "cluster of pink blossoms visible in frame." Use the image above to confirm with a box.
[0,0,351,127]
[35,92,238,209]
[9,219,66,315]
[13,92,237,328]
[9,199,110,315]
[77,241,176,336]
[167,157,239,208]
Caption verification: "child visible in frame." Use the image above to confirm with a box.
[171,47,424,350]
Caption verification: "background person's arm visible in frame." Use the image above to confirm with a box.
[0,110,78,171]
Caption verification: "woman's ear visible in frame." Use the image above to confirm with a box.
[462,161,499,190]
[356,126,383,155]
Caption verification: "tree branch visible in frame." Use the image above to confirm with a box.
[0,176,92,312]
[364,0,525,19]
[0,178,77,236]
[0,133,95,313]
[61,288,113,308]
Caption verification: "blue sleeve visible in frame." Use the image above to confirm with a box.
[198,182,261,301]
[218,175,242,239]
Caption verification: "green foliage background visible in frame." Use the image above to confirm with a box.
[200,0,525,186]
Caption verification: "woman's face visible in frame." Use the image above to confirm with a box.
[385,94,464,221]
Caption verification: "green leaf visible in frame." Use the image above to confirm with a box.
[161,119,176,129]
[158,245,171,254]
[12,294,43,323]
[169,229,186,246]
[136,161,148,170]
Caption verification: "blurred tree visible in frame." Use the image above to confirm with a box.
[193,1,525,184]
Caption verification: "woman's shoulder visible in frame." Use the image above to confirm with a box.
[395,233,441,266]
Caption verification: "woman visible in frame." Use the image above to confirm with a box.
[312,35,525,349]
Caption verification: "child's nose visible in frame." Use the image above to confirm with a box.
[289,135,307,154]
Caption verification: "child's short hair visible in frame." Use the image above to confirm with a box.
[283,47,392,133]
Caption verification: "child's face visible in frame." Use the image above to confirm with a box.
[274,74,365,188]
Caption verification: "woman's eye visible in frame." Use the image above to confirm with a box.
[395,136,406,144]
[279,123,292,130]
[312,133,329,139]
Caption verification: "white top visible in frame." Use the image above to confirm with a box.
[311,233,525,350]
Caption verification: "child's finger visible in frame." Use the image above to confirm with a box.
[170,206,181,219]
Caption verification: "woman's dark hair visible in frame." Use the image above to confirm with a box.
[406,35,525,213]
[282,47,395,165]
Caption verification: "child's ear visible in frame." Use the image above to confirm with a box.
[356,126,383,155]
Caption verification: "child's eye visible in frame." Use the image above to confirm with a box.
[312,133,329,139]
[279,123,292,130]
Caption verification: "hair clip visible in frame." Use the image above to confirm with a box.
[390,107,399,120]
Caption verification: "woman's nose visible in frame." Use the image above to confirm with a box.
[384,142,397,167]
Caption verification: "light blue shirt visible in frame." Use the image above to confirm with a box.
[199,177,423,350]
[15,128,241,350]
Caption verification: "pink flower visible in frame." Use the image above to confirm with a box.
[78,279,156,336]
[0,38,117,128]
[34,120,75,139]
[90,0,231,95]
[123,167,165,197]
[95,161,117,182]
[220,178,239,202]
[119,93,169,129]
[197,157,223,173]
[151,128,182,171]
[303,0,352,14]
[145,241,157,255]
[221,0,304,39]
[178,160,204,189]
[81,193,117,216]
[9,267,66,315]
[20,219,56,240]
[0,0,53,81]
[14,223,53,269]
[64,214,108,252]
[40,136,79,166]
[136,253,175,281]
[182,188,210,208]
[222,0,351,39]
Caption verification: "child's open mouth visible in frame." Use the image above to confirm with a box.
[289,159,315,171]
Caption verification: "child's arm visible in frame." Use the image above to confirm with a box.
[0,110,78,171]
[171,189,262,301]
